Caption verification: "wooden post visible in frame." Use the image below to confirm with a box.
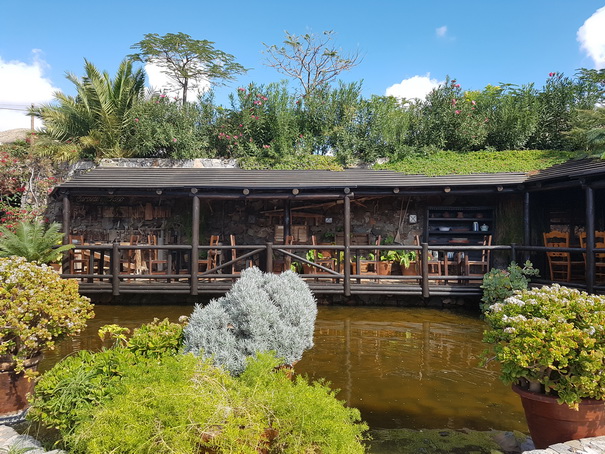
[191,196,200,296]
[266,242,273,273]
[344,195,351,297]
[586,186,595,293]
[112,242,120,296]
[523,191,530,262]
[421,242,429,298]
[284,200,291,240]
[62,195,71,274]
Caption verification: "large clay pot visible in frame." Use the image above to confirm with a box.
[513,384,605,449]
[0,355,42,421]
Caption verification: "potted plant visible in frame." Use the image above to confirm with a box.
[482,284,605,448]
[394,250,418,275]
[0,256,94,421]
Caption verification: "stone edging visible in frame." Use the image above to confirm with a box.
[523,436,605,453]
[0,425,65,454]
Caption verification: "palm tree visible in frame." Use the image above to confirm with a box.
[34,59,146,158]
[0,221,73,264]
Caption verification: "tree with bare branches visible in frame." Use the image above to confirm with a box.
[263,30,362,97]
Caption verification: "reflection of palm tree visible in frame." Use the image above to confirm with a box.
[34,59,145,158]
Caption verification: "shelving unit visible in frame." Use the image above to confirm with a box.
[424,206,494,247]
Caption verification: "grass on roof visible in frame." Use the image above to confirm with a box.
[373,150,577,176]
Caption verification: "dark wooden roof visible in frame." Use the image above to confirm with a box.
[525,158,605,184]
[57,167,527,191]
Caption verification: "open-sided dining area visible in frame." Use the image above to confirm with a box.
[51,159,605,300]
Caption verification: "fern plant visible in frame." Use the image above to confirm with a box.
[0,220,73,264]
[183,267,317,375]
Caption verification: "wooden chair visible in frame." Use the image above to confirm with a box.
[198,235,220,274]
[68,235,87,275]
[148,234,168,275]
[579,231,605,284]
[310,235,336,274]
[461,235,492,283]
[270,235,293,273]
[543,231,571,282]
[230,234,254,275]
[415,235,442,281]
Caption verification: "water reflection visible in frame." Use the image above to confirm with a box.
[41,304,527,432]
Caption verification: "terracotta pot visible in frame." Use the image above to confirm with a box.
[401,261,419,276]
[377,261,392,275]
[513,384,605,449]
[0,354,42,419]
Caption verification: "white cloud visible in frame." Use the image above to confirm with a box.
[385,74,442,102]
[0,50,58,131]
[578,6,605,69]
[145,62,210,101]
[436,26,448,38]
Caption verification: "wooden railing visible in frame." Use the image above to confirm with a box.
[60,242,604,297]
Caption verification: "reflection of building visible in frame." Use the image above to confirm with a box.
[50,159,605,297]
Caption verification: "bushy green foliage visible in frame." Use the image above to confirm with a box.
[123,94,214,158]
[28,348,139,432]
[32,351,367,453]
[483,284,605,407]
[29,317,186,433]
[0,256,93,372]
[184,267,317,375]
[480,261,539,313]
[0,220,73,264]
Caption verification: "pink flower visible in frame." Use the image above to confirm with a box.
[451,79,457,84]
[263,144,270,149]
[455,110,461,114]
[239,124,243,127]
[471,100,476,105]
[134,118,139,123]
[160,94,166,98]
[172,138,177,143]
[226,135,231,139]
[451,99,457,106]
[549,72,555,77]
[455,84,460,88]
[238,87,246,92]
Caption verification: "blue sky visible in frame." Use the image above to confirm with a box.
[1,0,604,131]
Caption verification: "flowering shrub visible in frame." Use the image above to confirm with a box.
[0,256,94,372]
[482,284,605,407]
[480,260,539,312]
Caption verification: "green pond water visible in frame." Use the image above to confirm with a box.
[41,304,527,433]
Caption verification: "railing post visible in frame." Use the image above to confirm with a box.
[191,196,200,296]
[62,195,71,274]
[266,242,273,273]
[586,185,595,294]
[511,243,517,264]
[343,195,351,297]
[112,242,120,296]
[421,243,429,298]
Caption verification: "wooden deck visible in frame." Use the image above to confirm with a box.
[61,242,605,298]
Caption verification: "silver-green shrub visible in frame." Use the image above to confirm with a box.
[183,267,317,375]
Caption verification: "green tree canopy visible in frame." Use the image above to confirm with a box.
[129,32,247,104]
